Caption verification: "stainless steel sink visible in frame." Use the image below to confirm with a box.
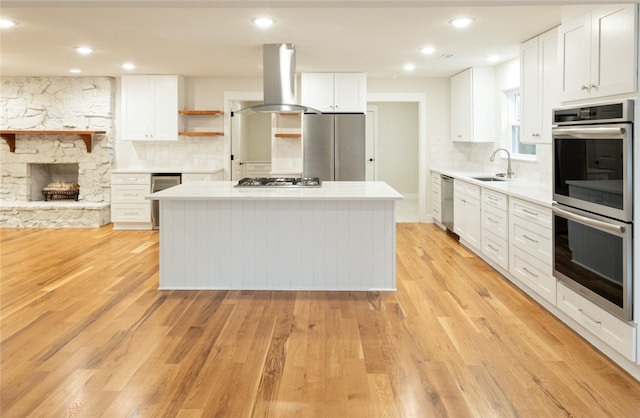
[472,177,505,182]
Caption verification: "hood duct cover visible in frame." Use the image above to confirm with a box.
[236,44,320,114]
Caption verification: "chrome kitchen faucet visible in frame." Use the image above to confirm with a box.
[489,148,514,179]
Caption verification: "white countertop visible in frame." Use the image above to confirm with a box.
[111,167,224,174]
[432,168,552,207]
[146,181,404,201]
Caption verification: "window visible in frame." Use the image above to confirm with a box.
[507,89,535,156]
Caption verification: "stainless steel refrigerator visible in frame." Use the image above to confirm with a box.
[302,113,366,181]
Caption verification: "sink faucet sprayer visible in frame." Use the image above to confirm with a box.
[489,148,514,179]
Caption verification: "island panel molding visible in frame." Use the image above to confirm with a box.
[0,130,107,153]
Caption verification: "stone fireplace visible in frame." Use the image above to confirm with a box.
[0,76,115,227]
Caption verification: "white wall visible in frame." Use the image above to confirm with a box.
[370,102,419,195]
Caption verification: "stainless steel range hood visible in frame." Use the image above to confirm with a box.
[235,44,320,114]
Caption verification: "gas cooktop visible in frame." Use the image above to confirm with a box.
[235,177,322,188]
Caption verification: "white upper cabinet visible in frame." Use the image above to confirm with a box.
[559,4,637,102]
[520,28,559,144]
[450,67,497,142]
[121,75,185,141]
[301,72,367,112]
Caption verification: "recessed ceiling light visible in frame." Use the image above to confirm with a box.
[75,46,93,55]
[253,17,275,28]
[122,62,135,70]
[420,46,436,55]
[486,55,500,63]
[449,17,474,28]
[0,19,17,28]
[69,69,82,74]
[403,63,416,72]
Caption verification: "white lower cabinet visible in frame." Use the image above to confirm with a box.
[557,282,636,361]
[432,174,442,224]
[510,213,552,266]
[511,246,556,305]
[112,171,224,229]
[111,173,152,230]
[509,197,555,304]
[482,229,509,270]
[481,189,508,270]
[454,180,481,249]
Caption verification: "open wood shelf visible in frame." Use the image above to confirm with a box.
[0,130,106,153]
[179,131,224,137]
[178,110,224,116]
[274,133,302,139]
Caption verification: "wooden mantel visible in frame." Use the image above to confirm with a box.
[0,130,107,153]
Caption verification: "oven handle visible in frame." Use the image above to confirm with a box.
[552,204,626,234]
[552,126,626,139]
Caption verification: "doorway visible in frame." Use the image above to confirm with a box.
[224,91,265,181]
[367,96,423,222]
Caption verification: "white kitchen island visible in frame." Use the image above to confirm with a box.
[146,181,403,291]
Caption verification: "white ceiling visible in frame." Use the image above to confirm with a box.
[0,1,584,79]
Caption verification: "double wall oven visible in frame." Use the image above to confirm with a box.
[552,100,633,321]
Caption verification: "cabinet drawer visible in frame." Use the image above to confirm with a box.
[432,203,442,222]
[483,189,508,211]
[182,173,213,183]
[112,185,150,202]
[454,180,481,199]
[510,215,552,265]
[482,205,508,240]
[111,203,151,222]
[482,230,509,270]
[510,198,551,229]
[557,282,636,361]
[510,246,555,305]
[111,173,151,185]
[432,185,442,203]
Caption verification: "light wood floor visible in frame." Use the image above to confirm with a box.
[2,223,640,417]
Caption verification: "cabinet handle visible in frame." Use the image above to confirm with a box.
[123,211,138,215]
[581,85,590,91]
[522,267,538,278]
[487,217,499,224]
[522,234,538,243]
[589,84,598,90]
[522,209,539,217]
[488,244,499,252]
[579,308,602,325]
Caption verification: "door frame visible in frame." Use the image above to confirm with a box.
[366,105,379,181]
[223,91,263,180]
[367,92,427,222]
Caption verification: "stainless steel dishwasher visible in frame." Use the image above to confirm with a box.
[441,175,454,232]
[151,173,181,229]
